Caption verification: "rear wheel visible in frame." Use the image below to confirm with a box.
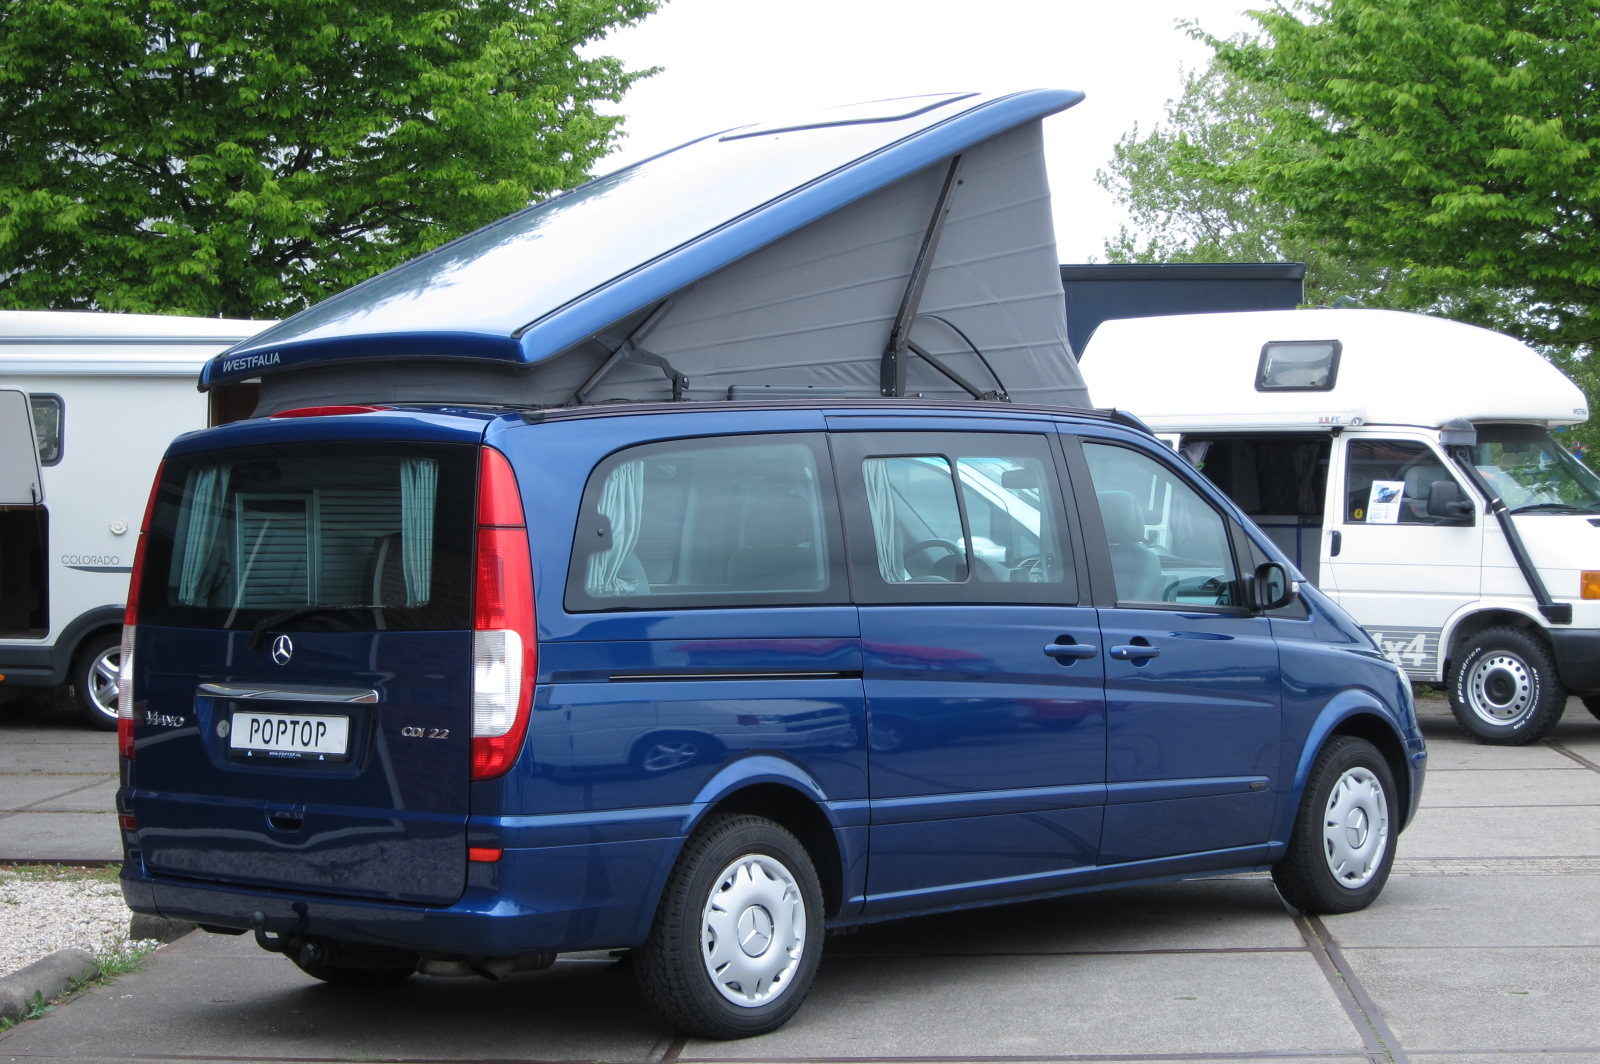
[1272,736,1397,914]
[71,630,120,731]
[1581,695,1600,723]
[634,814,823,1039]
[1447,626,1565,744]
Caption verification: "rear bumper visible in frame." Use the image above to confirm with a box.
[1548,628,1600,694]
[121,834,682,957]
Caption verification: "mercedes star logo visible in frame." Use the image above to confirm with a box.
[270,634,294,666]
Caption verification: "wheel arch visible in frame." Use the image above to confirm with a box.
[1442,607,1548,677]
[46,605,125,685]
[1288,697,1416,836]
[682,756,857,923]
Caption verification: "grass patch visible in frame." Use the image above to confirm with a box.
[0,863,121,885]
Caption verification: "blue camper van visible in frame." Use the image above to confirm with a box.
[117,91,1426,1039]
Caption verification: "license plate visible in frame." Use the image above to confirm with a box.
[229,710,350,760]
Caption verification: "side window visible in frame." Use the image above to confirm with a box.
[1345,440,1466,525]
[843,433,1076,604]
[567,434,844,610]
[1082,441,1241,607]
[28,395,62,465]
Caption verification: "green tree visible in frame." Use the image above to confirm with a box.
[1214,0,1600,447]
[1104,1,1600,454]
[1099,58,1447,309]
[0,0,659,318]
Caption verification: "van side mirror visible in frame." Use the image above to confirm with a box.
[1249,561,1296,612]
[1426,479,1473,520]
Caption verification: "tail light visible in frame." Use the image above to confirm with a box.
[119,463,164,759]
[471,447,535,780]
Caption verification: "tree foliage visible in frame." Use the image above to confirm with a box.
[1100,1,1600,451]
[0,0,660,318]
[1212,0,1600,356]
[1097,61,1393,305]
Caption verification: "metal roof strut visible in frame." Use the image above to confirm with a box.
[879,154,1008,402]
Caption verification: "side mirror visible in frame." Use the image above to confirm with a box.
[1250,561,1297,612]
[1426,479,1473,519]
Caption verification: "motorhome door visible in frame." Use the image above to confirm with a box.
[0,389,43,505]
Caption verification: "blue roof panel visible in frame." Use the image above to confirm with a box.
[203,89,1082,389]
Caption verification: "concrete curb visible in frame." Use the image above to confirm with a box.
[0,948,99,1024]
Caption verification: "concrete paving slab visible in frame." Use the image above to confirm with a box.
[1398,804,1600,859]
[1341,946,1600,1055]
[0,812,121,862]
[688,949,1366,1060]
[0,932,677,1063]
[821,877,1304,956]
[1323,874,1600,949]
[0,742,117,775]
[1419,739,1582,772]
[0,775,115,812]
[1420,765,1600,806]
[17,778,118,813]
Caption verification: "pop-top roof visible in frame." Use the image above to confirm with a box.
[204,89,1091,411]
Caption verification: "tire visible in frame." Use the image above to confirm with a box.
[71,630,121,731]
[1272,736,1397,915]
[1446,626,1565,745]
[634,814,824,1039]
[1581,695,1600,723]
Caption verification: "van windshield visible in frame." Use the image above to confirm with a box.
[1469,426,1600,515]
[138,441,475,630]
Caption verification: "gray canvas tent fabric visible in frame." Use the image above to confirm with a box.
[254,121,1087,414]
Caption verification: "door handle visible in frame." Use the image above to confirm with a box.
[1329,530,1342,557]
[1044,641,1098,661]
[1109,644,1161,662]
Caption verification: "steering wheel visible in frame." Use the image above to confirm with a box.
[905,539,965,581]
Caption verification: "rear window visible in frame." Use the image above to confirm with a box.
[138,441,475,630]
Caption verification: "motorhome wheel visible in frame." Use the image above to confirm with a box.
[1447,627,1565,745]
[72,631,121,731]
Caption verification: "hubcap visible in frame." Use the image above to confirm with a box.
[1466,652,1535,726]
[88,646,120,720]
[701,853,806,1008]
[1321,767,1389,889]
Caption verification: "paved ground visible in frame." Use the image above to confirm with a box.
[1,693,1597,1064]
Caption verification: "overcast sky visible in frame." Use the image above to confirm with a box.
[591,0,1261,263]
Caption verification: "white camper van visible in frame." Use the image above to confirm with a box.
[1082,308,1600,745]
[0,311,272,727]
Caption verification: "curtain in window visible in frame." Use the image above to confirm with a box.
[399,459,437,607]
[178,466,231,605]
[862,459,904,582]
[586,459,645,595]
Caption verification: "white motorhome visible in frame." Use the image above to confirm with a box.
[1082,307,1600,745]
[0,311,272,727]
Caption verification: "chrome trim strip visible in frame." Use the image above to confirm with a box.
[197,682,379,704]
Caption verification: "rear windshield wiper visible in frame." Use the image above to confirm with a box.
[248,605,384,650]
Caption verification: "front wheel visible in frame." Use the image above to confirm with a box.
[1447,627,1565,745]
[1272,736,1397,914]
[1580,695,1600,723]
[71,631,121,731]
[634,815,823,1039]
